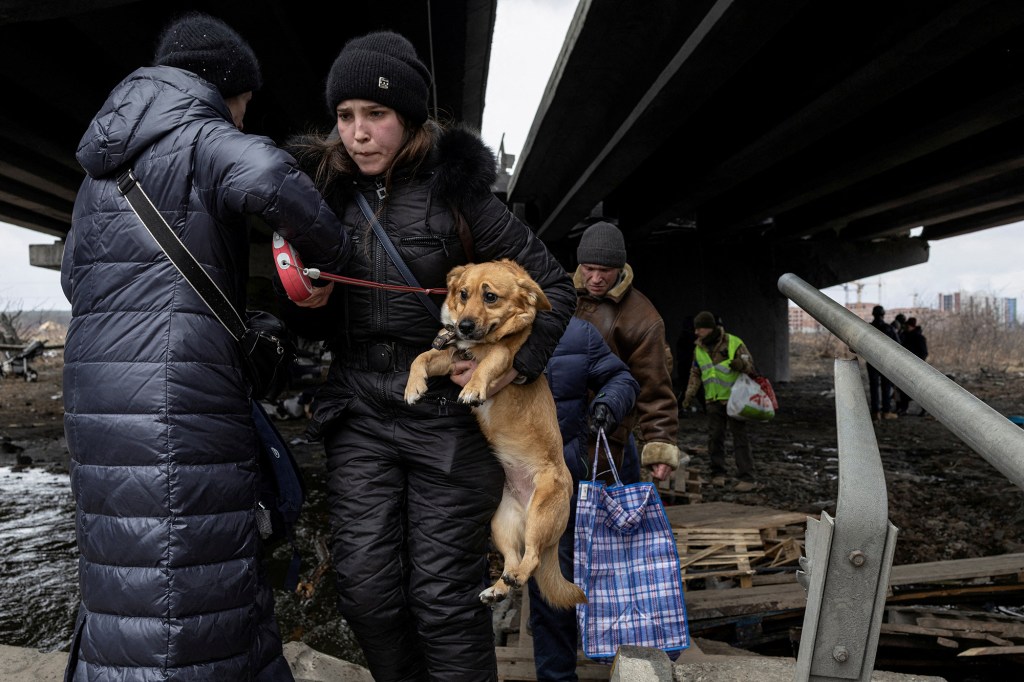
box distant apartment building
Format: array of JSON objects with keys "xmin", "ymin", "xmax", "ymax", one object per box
[
  {"xmin": 789, "ymin": 301, "xmax": 929, "ymax": 332},
  {"xmin": 937, "ymin": 291, "xmax": 1019, "ymax": 325}
]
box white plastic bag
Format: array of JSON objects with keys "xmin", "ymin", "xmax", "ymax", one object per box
[{"xmin": 727, "ymin": 374, "xmax": 775, "ymax": 421}]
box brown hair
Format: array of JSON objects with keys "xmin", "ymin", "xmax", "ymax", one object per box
[{"xmin": 289, "ymin": 115, "xmax": 441, "ymax": 197}]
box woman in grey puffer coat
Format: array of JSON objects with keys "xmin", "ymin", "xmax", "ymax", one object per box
[{"xmin": 61, "ymin": 13, "xmax": 350, "ymax": 680}]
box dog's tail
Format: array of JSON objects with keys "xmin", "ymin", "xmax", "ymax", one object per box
[{"xmin": 534, "ymin": 542, "xmax": 587, "ymax": 610}]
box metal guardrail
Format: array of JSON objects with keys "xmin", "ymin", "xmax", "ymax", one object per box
[{"xmin": 778, "ymin": 272, "xmax": 1024, "ymax": 681}]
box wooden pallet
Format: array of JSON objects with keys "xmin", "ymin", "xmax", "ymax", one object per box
[
  {"xmin": 657, "ymin": 467, "xmax": 702, "ymax": 504},
  {"xmin": 675, "ymin": 527, "xmax": 765, "ymax": 588}
]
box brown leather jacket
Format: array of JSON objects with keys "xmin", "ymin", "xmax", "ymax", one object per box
[{"xmin": 574, "ymin": 264, "xmax": 681, "ymax": 473}]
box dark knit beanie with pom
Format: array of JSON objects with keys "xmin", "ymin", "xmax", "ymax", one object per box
[
  {"xmin": 694, "ymin": 311, "xmax": 717, "ymax": 329},
  {"xmin": 325, "ymin": 31, "xmax": 431, "ymax": 125},
  {"xmin": 154, "ymin": 12, "xmax": 262, "ymax": 98},
  {"xmin": 576, "ymin": 221, "xmax": 627, "ymax": 268}
]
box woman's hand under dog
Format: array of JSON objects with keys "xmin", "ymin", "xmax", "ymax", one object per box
[{"xmin": 449, "ymin": 359, "xmax": 519, "ymax": 395}]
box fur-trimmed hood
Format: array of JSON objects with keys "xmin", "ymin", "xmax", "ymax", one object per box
[{"xmin": 431, "ymin": 124, "xmax": 497, "ymax": 206}]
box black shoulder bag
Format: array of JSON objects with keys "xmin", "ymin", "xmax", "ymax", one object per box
[{"xmin": 116, "ymin": 168, "xmax": 305, "ymax": 590}]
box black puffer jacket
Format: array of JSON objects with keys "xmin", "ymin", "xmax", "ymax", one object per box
[
  {"xmin": 283, "ymin": 125, "xmax": 577, "ymax": 434},
  {"xmin": 62, "ymin": 65, "xmax": 350, "ymax": 680}
]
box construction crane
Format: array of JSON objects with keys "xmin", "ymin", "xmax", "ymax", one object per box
[{"xmin": 842, "ymin": 281, "xmax": 866, "ymax": 305}]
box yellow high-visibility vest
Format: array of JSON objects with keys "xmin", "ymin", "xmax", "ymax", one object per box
[{"xmin": 695, "ymin": 334, "xmax": 743, "ymax": 401}]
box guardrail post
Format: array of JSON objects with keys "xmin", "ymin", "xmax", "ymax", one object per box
[{"xmin": 794, "ymin": 359, "xmax": 897, "ymax": 681}]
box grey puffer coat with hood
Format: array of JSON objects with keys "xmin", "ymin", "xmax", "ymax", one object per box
[{"xmin": 61, "ymin": 65, "xmax": 350, "ymax": 681}]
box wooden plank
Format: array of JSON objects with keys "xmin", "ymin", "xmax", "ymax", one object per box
[
  {"xmin": 889, "ymin": 553, "xmax": 1024, "ymax": 585},
  {"xmin": 881, "ymin": 623, "xmax": 1006, "ymax": 642},
  {"xmin": 958, "ymin": 644, "xmax": 1024, "ymax": 657},
  {"xmin": 679, "ymin": 543, "xmax": 728, "ymax": 568},
  {"xmin": 683, "ymin": 553, "xmax": 1024, "ymax": 621},
  {"xmin": 666, "ymin": 501, "xmax": 810, "ymax": 530},
  {"xmin": 495, "ymin": 647, "xmax": 611, "ymax": 680},
  {"xmin": 916, "ymin": 616, "xmax": 1024, "ymax": 638}
]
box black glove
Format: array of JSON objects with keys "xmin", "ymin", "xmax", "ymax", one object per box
[{"xmin": 590, "ymin": 403, "xmax": 615, "ymax": 436}]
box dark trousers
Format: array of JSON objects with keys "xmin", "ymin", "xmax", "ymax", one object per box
[
  {"xmin": 867, "ymin": 364, "xmax": 893, "ymax": 414},
  {"xmin": 324, "ymin": 405, "xmax": 504, "ymax": 682},
  {"xmin": 528, "ymin": 530, "xmax": 578, "ymax": 682},
  {"xmin": 707, "ymin": 400, "xmax": 754, "ymax": 481}
]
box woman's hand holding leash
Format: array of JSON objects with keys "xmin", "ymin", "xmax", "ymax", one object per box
[{"xmin": 295, "ymin": 282, "xmax": 333, "ymax": 308}]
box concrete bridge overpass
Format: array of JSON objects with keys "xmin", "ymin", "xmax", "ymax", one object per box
[{"xmin": 5, "ymin": 0, "xmax": 1024, "ymax": 380}]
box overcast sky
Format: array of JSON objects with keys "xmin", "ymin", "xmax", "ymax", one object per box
[{"xmin": 3, "ymin": 0, "xmax": 1023, "ymax": 315}]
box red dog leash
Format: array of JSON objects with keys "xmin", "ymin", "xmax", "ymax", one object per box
[{"xmin": 273, "ymin": 233, "xmax": 447, "ymax": 302}]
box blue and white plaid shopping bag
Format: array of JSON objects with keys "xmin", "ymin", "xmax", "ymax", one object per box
[{"xmin": 574, "ymin": 429, "xmax": 690, "ymax": 661}]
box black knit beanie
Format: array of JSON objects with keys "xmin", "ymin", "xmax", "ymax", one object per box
[
  {"xmin": 154, "ymin": 12, "xmax": 262, "ymax": 98},
  {"xmin": 576, "ymin": 221, "xmax": 626, "ymax": 268},
  {"xmin": 694, "ymin": 311, "xmax": 717, "ymax": 329},
  {"xmin": 325, "ymin": 31, "xmax": 431, "ymax": 125}
]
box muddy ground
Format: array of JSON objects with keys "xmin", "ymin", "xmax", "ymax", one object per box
[
  {"xmin": 680, "ymin": 351, "xmax": 1024, "ymax": 566},
  {"xmin": 3, "ymin": 349, "xmax": 1024, "ymax": 567}
]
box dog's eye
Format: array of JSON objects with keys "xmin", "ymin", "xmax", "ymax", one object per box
[
  {"xmin": 484, "ymin": 292, "xmax": 499, "ymax": 304},
  {"xmin": 460, "ymin": 289, "xmax": 468, "ymax": 302}
]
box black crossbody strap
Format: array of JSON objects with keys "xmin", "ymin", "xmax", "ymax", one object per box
[
  {"xmin": 116, "ymin": 169, "xmax": 247, "ymax": 341},
  {"xmin": 353, "ymin": 190, "xmax": 442, "ymax": 322}
]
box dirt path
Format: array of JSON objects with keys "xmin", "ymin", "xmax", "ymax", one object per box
[{"xmin": 4, "ymin": 351, "xmax": 1024, "ymax": 566}]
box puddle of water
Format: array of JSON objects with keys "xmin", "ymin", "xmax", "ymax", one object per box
[
  {"xmin": 0, "ymin": 466, "xmax": 78, "ymax": 652},
  {"xmin": 0, "ymin": 465, "xmax": 364, "ymax": 666}
]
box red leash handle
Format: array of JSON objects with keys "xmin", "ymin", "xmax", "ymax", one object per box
[{"xmin": 272, "ymin": 233, "xmax": 446, "ymax": 302}]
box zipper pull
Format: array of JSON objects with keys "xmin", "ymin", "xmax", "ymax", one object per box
[{"xmin": 375, "ymin": 180, "xmax": 387, "ymax": 201}]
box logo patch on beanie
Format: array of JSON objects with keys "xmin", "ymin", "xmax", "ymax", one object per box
[{"xmin": 378, "ymin": 77, "xmax": 390, "ymax": 90}]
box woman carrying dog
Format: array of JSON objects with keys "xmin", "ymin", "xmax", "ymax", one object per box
[{"xmin": 280, "ymin": 30, "xmax": 576, "ymax": 681}]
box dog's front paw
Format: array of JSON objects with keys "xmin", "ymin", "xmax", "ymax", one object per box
[
  {"xmin": 458, "ymin": 383, "xmax": 487, "ymax": 406},
  {"xmin": 404, "ymin": 377, "xmax": 428, "ymax": 405}
]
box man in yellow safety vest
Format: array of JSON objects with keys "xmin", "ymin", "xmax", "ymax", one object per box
[{"xmin": 681, "ymin": 310, "xmax": 758, "ymax": 492}]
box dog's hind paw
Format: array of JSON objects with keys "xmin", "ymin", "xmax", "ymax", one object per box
[
  {"xmin": 501, "ymin": 572, "xmax": 524, "ymax": 589},
  {"xmin": 478, "ymin": 586, "xmax": 508, "ymax": 606}
]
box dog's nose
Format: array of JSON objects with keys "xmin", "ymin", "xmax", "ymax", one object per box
[{"xmin": 458, "ymin": 319, "xmax": 476, "ymax": 336}]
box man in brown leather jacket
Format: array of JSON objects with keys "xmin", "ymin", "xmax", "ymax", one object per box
[{"xmin": 573, "ymin": 220, "xmax": 682, "ymax": 483}]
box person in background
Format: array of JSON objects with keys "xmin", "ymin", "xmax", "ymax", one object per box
[
  {"xmin": 279, "ymin": 30, "xmax": 576, "ymax": 681},
  {"xmin": 61, "ymin": 12, "xmax": 351, "ymax": 680},
  {"xmin": 892, "ymin": 313, "xmax": 907, "ymax": 340},
  {"xmin": 528, "ymin": 317, "xmax": 639, "ymax": 681},
  {"xmin": 896, "ymin": 316, "xmax": 929, "ymax": 416},
  {"xmin": 890, "ymin": 312, "xmax": 908, "ymax": 410},
  {"xmin": 869, "ymin": 304, "xmax": 900, "ymax": 421},
  {"xmin": 572, "ymin": 220, "xmax": 682, "ymax": 487},
  {"xmin": 681, "ymin": 311, "xmax": 758, "ymax": 492}
]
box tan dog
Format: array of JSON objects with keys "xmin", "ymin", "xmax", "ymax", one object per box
[{"xmin": 404, "ymin": 259, "xmax": 586, "ymax": 610}]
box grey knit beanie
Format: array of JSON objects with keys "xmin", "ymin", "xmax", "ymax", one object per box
[
  {"xmin": 694, "ymin": 311, "xmax": 717, "ymax": 329},
  {"xmin": 325, "ymin": 31, "xmax": 431, "ymax": 125},
  {"xmin": 154, "ymin": 12, "xmax": 262, "ymax": 98},
  {"xmin": 576, "ymin": 221, "xmax": 626, "ymax": 268}
]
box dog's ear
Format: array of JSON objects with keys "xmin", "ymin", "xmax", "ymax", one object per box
[
  {"xmin": 446, "ymin": 265, "xmax": 467, "ymax": 295},
  {"xmin": 517, "ymin": 277, "xmax": 552, "ymax": 311}
]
